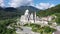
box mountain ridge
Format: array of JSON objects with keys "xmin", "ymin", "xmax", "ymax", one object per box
[{"xmin": 0, "ymin": 6, "xmax": 40, "ymax": 20}]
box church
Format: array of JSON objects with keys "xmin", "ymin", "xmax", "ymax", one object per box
[
  {"xmin": 16, "ymin": 9, "xmax": 57, "ymax": 26},
  {"xmin": 20, "ymin": 9, "xmax": 37, "ymax": 24},
  {"xmin": 19, "ymin": 9, "xmax": 48, "ymax": 25}
]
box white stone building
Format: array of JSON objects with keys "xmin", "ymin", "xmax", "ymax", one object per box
[
  {"xmin": 19, "ymin": 9, "xmax": 49, "ymax": 25},
  {"xmin": 20, "ymin": 9, "xmax": 36, "ymax": 25}
]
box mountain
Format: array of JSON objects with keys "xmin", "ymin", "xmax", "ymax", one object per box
[
  {"xmin": 17, "ymin": 6, "xmax": 40, "ymax": 14},
  {"xmin": 0, "ymin": 6, "xmax": 40, "ymax": 20},
  {"xmin": 0, "ymin": 7, "xmax": 3, "ymax": 10},
  {"xmin": 4, "ymin": 6, "xmax": 40, "ymax": 14},
  {"xmin": 4, "ymin": 7, "xmax": 17, "ymax": 12}
]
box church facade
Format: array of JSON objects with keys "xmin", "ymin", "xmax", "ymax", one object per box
[{"xmin": 20, "ymin": 9, "xmax": 36, "ymax": 24}]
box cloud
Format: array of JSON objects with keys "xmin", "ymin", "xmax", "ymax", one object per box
[
  {"xmin": 0, "ymin": 0, "xmax": 55, "ymax": 10},
  {"xmin": 9, "ymin": 0, "xmax": 33, "ymax": 8},
  {"xmin": 0, "ymin": 0, "xmax": 5, "ymax": 7},
  {"xmin": 35, "ymin": 3, "xmax": 55, "ymax": 10}
]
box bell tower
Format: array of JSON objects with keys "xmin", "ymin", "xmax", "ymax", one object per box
[{"xmin": 34, "ymin": 12, "xmax": 36, "ymax": 23}]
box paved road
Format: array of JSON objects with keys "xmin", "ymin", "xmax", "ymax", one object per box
[{"xmin": 16, "ymin": 26, "xmax": 40, "ymax": 34}]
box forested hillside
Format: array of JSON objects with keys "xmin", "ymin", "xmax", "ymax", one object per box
[
  {"xmin": 37, "ymin": 4, "xmax": 60, "ymax": 17},
  {"xmin": 0, "ymin": 6, "xmax": 39, "ymax": 20}
]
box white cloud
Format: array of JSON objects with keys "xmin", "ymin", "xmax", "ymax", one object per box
[
  {"xmin": 0, "ymin": 0, "xmax": 5, "ymax": 7},
  {"xmin": 35, "ymin": 3, "xmax": 55, "ymax": 10},
  {"xmin": 9, "ymin": 0, "xmax": 33, "ymax": 8},
  {"xmin": 0, "ymin": 0, "xmax": 55, "ymax": 10}
]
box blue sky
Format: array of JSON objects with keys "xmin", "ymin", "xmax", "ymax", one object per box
[
  {"xmin": 2, "ymin": 0, "xmax": 60, "ymax": 6},
  {"xmin": 33, "ymin": 0, "xmax": 60, "ymax": 5},
  {"xmin": 0, "ymin": 0, "xmax": 60, "ymax": 9},
  {"xmin": 4, "ymin": 0, "xmax": 10, "ymax": 7}
]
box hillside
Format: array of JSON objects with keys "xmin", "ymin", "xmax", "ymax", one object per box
[
  {"xmin": 37, "ymin": 4, "xmax": 60, "ymax": 17},
  {"xmin": 0, "ymin": 6, "xmax": 40, "ymax": 20}
]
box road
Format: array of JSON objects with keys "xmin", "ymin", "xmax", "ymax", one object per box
[{"xmin": 16, "ymin": 26, "xmax": 40, "ymax": 34}]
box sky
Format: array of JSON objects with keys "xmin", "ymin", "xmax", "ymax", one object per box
[{"xmin": 0, "ymin": 0, "xmax": 60, "ymax": 9}]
